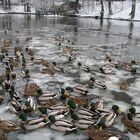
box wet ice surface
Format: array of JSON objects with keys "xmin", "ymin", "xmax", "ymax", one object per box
[{"xmin": 0, "ymin": 15, "xmax": 140, "ymax": 139}]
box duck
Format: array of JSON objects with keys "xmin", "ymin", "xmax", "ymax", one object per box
[
  {"xmin": 48, "ymin": 115, "xmax": 77, "ymax": 132},
  {"xmin": 121, "ymin": 110, "xmax": 140, "ymax": 135},
  {"xmin": 0, "ymin": 129, "xmax": 7, "ymax": 140},
  {"xmin": 0, "ymin": 119, "xmax": 20, "ymax": 133},
  {"xmin": 24, "ymin": 83, "xmax": 40, "ymax": 96},
  {"xmin": 41, "ymin": 66, "xmax": 56, "ymax": 75},
  {"xmin": 22, "ymin": 96, "xmax": 36, "ymax": 113},
  {"xmin": 66, "ymin": 85, "xmax": 89, "ymax": 96},
  {"xmin": 9, "ymin": 85, "xmax": 22, "ymax": 102},
  {"xmin": 94, "ymin": 112, "xmax": 116, "ymax": 128},
  {"xmin": 118, "ymin": 80, "xmax": 129, "ymax": 90},
  {"xmin": 8, "ymin": 99, "xmax": 22, "ymax": 114},
  {"xmin": 108, "ymin": 59, "xmax": 119, "ymax": 69},
  {"xmin": 84, "ymin": 127, "xmax": 121, "ymax": 140},
  {"xmin": 71, "ymin": 113, "xmax": 95, "ymax": 129},
  {"xmin": 20, "ymin": 69, "xmax": 30, "ymax": 79},
  {"xmin": 99, "ymin": 67, "xmax": 114, "ymax": 74},
  {"xmin": 37, "ymin": 91, "xmax": 58, "ymax": 102},
  {"xmin": 19, "ymin": 113, "xmax": 48, "ymax": 130},
  {"xmin": 122, "ymin": 62, "xmax": 137, "ymax": 74},
  {"xmin": 77, "ymin": 62, "xmax": 90, "ymax": 72},
  {"xmin": 88, "ymin": 77, "xmax": 106, "ymax": 89},
  {"xmin": 49, "ymin": 103, "xmax": 69, "ymax": 111},
  {"xmin": 74, "ymin": 108, "xmax": 97, "ymax": 120},
  {"xmin": 128, "ymin": 107, "xmax": 140, "ymax": 122}
]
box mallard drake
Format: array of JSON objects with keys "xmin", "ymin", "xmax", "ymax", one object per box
[
  {"xmin": 89, "ymin": 77, "xmax": 106, "ymax": 89},
  {"xmin": 48, "ymin": 115, "xmax": 77, "ymax": 132},
  {"xmin": 123, "ymin": 63, "xmax": 137, "ymax": 74},
  {"xmin": 74, "ymin": 108, "xmax": 96, "ymax": 120},
  {"xmin": 49, "ymin": 103, "xmax": 69, "ymax": 111},
  {"xmin": 8, "ymin": 99, "xmax": 22, "ymax": 114},
  {"xmin": 71, "ymin": 113, "xmax": 95, "ymax": 129},
  {"xmin": 0, "ymin": 120, "xmax": 20, "ymax": 133},
  {"xmin": 108, "ymin": 59, "xmax": 118, "ymax": 69},
  {"xmin": 22, "ymin": 96, "xmax": 36, "ymax": 113},
  {"xmin": 9, "ymin": 85, "xmax": 22, "ymax": 102},
  {"xmin": 94, "ymin": 113, "xmax": 116, "ymax": 128},
  {"xmin": 20, "ymin": 69, "xmax": 30, "ymax": 79},
  {"xmin": 99, "ymin": 67, "xmax": 114, "ymax": 74},
  {"xmin": 77, "ymin": 62, "xmax": 90, "ymax": 72},
  {"xmin": 19, "ymin": 114, "xmax": 48, "ymax": 130},
  {"xmin": 37, "ymin": 91, "xmax": 58, "ymax": 102},
  {"xmin": 0, "ymin": 129, "xmax": 7, "ymax": 140},
  {"xmin": 66, "ymin": 85, "xmax": 89, "ymax": 96}
]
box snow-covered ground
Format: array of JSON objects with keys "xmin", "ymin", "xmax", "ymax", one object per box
[
  {"xmin": 78, "ymin": 0, "xmax": 140, "ymax": 21},
  {"xmin": 0, "ymin": 1, "xmax": 140, "ymax": 21},
  {"xmin": 111, "ymin": 2, "xmax": 140, "ymax": 21}
]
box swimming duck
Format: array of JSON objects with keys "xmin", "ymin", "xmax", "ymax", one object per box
[
  {"xmin": 37, "ymin": 91, "xmax": 58, "ymax": 102},
  {"xmin": 19, "ymin": 112, "xmax": 48, "ymax": 130},
  {"xmin": 118, "ymin": 80, "xmax": 129, "ymax": 90},
  {"xmin": 94, "ymin": 112, "xmax": 116, "ymax": 128},
  {"xmin": 108, "ymin": 59, "xmax": 119, "ymax": 68},
  {"xmin": 123, "ymin": 62, "xmax": 137, "ymax": 74},
  {"xmin": 20, "ymin": 69, "xmax": 30, "ymax": 79},
  {"xmin": 99, "ymin": 67, "xmax": 114, "ymax": 74},
  {"xmin": 121, "ymin": 112, "xmax": 140, "ymax": 135},
  {"xmin": 66, "ymin": 85, "xmax": 89, "ymax": 96},
  {"xmin": 48, "ymin": 115, "xmax": 77, "ymax": 132},
  {"xmin": 24, "ymin": 83, "xmax": 40, "ymax": 96},
  {"xmin": 8, "ymin": 99, "xmax": 22, "ymax": 114},
  {"xmin": 41, "ymin": 67, "xmax": 56, "ymax": 75},
  {"xmin": 84, "ymin": 127, "xmax": 121, "ymax": 140},
  {"xmin": 0, "ymin": 130, "xmax": 7, "ymax": 140},
  {"xmin": 71, "ymin": 113, "xmax": 95, "ymax": 129},
  {"xmin": 0, "ymin": 119, "xmax": 20, "ymax": 133},
  {"xmin": 88, "ymin": 77, "xmax": 106, "ymax": 89},
  {"xmin": 22, "ymin": 96, "xmax": 36, "ymax": 113},
  {"xmin": 49, "ymin": 103, "xmax": 69, "ymax": 111},
  {"xmin": 9, "ymin": 85, "xmax": 22, "ymax": 102},
  {"xmin": 77, "ymin": 62, "xmax": 90, "ymax": 72}
]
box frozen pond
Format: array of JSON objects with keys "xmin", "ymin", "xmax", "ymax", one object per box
[{"xmin": 0, "ymin": 14, "xmax": 140, "ymax": 140}]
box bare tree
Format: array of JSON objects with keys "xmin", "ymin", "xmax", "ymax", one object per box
[
  {"xmin": 108, "ymin": 0, "xmax": 112, "ymax": 15},
  {"xmin": 100, "ymin": 0, "xmax": 104, "ymax": 19},
  {"xmin": 130, "ymin": 0, "xmax": 136, "ymax": 19}
]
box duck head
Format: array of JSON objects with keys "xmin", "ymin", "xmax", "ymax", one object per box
[
  {"xmin": 112, "ymin": 105, "xmax": 121, "ymax": 115},
  {"xmin": 99, "ymin": 68, "xmax": 105, "ymax": 74},
  {"xmin": 38, "ymin": 106, "xmax": 47, "ymax": 114},
  {"xmin": 65, "ymin": 87, "xmax": 73, "ymax": 92},
  {"xmin": 71, "ymin": 113, "xmax": 79, "ymax": 121},
  {"xmin": 68, "ymin": 100, "xmax": 76, "ymax": 110},
  {"xmin": 131, "ymin": 60, "xmax": 136, "ymax": 65},
  {"xmin": 77, "ymin": 62, "xmax": 82, "ymax": 67},
  {"xmin": 37, "ymin": 89, "xmax": 44, "ymax": 97},
  {"xmin": 129, "ymin": 107, "xmax": 136, "ymax": 115},
  {"xmin": 90, "ymin": 77, "xmax": 95, "ymax": 82},
  {"xmin": 19, "ymin": 112, "xmax": 27, "ymax": 121},
  {"xmin": 48, "ymin": 115, "xmax": 56, "ymax": 123},
  {"xmin": 60, "ymin": 88, "xmax": 69, "ymax": 100},
  {"xmin": 131, "ymin": 68, "xmax": 136, "ymax": 75}
]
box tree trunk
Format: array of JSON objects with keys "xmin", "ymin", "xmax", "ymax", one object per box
[
  {"xmin": 108, "ymin": 0, "xmax": 112, "ymax": 15},
  {"xmin": 8, "ymin": 0, "xmax": 11, "ymax": 9},
  {"xmin": 130, "ymin": 0, "xmax": 136, "ymax": 19},
  {"xmin": 100, "ymin": 0, "xmax": 104, "ymax": 19},
  {"xmin": 75, "ymin": 0, "xmax": 79, "ymax": 13}
]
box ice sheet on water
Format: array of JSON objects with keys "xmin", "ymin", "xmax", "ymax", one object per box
[{"xmin": 18, "ymin": 128, "xmax": 88, "ymax": 140}]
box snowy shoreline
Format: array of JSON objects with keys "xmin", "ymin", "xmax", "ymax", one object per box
[{"xmin": 0, "ymin": 12, "xmax": 140, "ymax": 23}]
